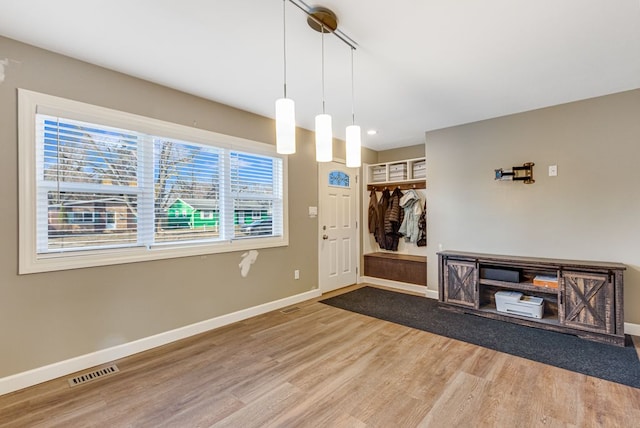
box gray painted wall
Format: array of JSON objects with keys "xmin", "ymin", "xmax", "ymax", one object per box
[
  {"xmin": 377, "ymin": 144, "xmax": 425, "ymax": 163},
  {"xmin": 425, "ymin": 89, "xmax": 640, "ymax": 324},
  {"xmin": 0, "ymin": 36, "xmax": 328, "ymax": 378}
]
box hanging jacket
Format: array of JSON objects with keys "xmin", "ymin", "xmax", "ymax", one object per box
[
  {"xmin": 399, "ymin": 189, "xmax": 422, "ymax": 243},
  {"xmin": 384, "ymin": 187, "xmax": 404, "ymax": 251},
  {"xmin": 384, "ymin": 188, "xmax": 403, "ymax": 234},
  {"xmin": 368, "ymin": 189, "xmax": 379, "ymax": 235},
  {"xmin": 375, "ymin": 188, "xmax": 390, "ymax": 249},
  {"xmin": 417, "ymin": 200, "xmax": 427, "ymax": 247}
]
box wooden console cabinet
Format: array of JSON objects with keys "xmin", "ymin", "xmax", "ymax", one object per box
[{"xmin": 438, "ymin": 251, "xmax": 626, "ymax": 346}]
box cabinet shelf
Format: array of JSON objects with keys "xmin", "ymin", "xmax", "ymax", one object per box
[
  {"xmin": 478, "ymin": 305, "xmax": 560, "ymax": 326},
  {"xmin": 478, "ymin": 278, "xmax": 558, "ymax": 295}
]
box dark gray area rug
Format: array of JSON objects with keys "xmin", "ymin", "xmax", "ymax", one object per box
[{"xmin": 320, "ymin": 286, "xmax": 640, "ymax": 388}]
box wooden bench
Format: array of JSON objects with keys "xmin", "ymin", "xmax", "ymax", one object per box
[{"xmin": 364, "ymin": 252, "xmax": 427, "ymax": 286}]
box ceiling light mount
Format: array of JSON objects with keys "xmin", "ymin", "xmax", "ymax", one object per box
[
  {"xmin": 306, "ymin": 7, "xmax": 338, "ymax": 33},
  {"xmin": 287, "ymin": 1, "xmax": 356, "ymax": 49}
]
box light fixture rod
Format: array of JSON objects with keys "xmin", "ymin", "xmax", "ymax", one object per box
[
  {"xmin": 282, "ymin": 0, "xmax": 288, "ymax": 98},
  {"xmin": 321, "ymin": 25, "xmax": 326, "ymax": 114},
  {"xmin": 287, "ymin": 0, "xmax": 357, "ymax": 50},
  {"xmin": 350, "ymin": 47, "xmax": 355, "ymax": 125}
]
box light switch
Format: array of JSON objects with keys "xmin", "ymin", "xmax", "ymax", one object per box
[
  {"xmin": 308, "ymin": 206, "xmax": 318, "ymax": 217},
  {"xmin": 548, "ymin": 165, "xmax": 558, "ymax": 177}
]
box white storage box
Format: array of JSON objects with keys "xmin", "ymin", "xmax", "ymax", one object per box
[
  {"xmin": 371, "ymin": 166, "xmax": 386, "ymax": 182},
  {"xmin": 495, "ymin": 291, "xmax": 544, "ymax": 319},
  {"xmin": 389, "ymin": 163, "xmax": 407, "ymax": 180},
  {"xmin": 412, "ymin": 160, "xmax": 426, "ymax": 179}
]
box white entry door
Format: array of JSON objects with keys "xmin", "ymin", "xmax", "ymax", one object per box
[{"xmin": 319, "ymin": 161, "xmax": 358, "ymax": 293}]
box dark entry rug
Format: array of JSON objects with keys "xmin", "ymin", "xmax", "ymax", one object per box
[{"xmin": 320, "ymin": 286, "xmax": 640, "ymax": 388}]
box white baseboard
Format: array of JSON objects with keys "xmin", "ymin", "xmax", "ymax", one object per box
[
  {"xmin": 624, "ymin": 322, "xmax": 640, "ymax": 337},
  {"xmin": 360, "ymin": 276, "xmax": 438, "ymax": 299},
  {"xmin": 425, "ymin": 289, "xmax": 439, "ymax": 299},
  {"xmin": 0, "ymin": 289, "xmax": 321, "ymax": 396},
  {"xmin": 3, "ymin": 287, "xmax": 636, "ymax": 397}
]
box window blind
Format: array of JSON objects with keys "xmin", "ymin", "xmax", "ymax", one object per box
[
  {"xmin": 37, "ymin": 115, "xmax": 141, "ymax": 253},
  {"xmin": 230, "ymin": 151, "xmax": 283, "ymax": 237},
  {"xmin": 35, "ymin": 115, "xmax": 282, "ymax": 254}
]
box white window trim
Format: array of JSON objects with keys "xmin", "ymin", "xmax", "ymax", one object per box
[{"xmin": 18, "ymin": 89, "xmax": 289, "ymax": 274}]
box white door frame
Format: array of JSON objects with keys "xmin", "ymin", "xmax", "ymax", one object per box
[{"xmin": 318, "ymin": 160, "xmax": 360, "ymax": 293}]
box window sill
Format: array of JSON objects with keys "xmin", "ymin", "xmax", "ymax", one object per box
[{"xmin": 19, "ymin": 237, "xmax": 289, "ymax": 274}]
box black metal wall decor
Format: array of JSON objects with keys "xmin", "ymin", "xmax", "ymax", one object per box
[{"xmin": 494, "ymin": 162, "xmax": 535, "ymax": 184}]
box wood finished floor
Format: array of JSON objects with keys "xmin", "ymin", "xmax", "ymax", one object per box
[{"xmin": 1, "ymin": 284, "xmax": 639, "ymax": 427}]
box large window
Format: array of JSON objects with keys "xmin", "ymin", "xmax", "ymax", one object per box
[{"xmin": 19, "ymin": 90, "xmax": 287, "ymax": 273}]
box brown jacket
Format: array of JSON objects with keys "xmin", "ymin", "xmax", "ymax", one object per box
[{"xmin": 368, "ymin": 190, "xmax": 378, "ymax": 235}]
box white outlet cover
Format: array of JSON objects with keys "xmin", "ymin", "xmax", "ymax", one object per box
[{"xmin": 549, "ymin": 165, "xmax": 558, "ymax": 176}]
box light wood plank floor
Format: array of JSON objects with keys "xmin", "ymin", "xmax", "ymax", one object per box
[{"xmin": 1, "ymin": 285, "xmax": 639, "ymax": 427}]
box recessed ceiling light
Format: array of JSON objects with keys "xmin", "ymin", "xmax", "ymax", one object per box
[{"xmin": 367, "ymin": 129, "xmax": 377, "ymax": 135}]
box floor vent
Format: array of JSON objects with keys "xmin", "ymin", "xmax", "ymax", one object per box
[
  {"xmin": 281, "ymin": 306, "xmax": 301, "ymax": 314},
  {"xmin": 68, "ymin": 364, "xmax": 120, "ymax": 387}
]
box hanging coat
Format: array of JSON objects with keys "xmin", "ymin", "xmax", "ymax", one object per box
[
  {"xmin": 368, "ymin": 189, "xmax": 379, "ymax": 235},
  {"xmin": 398, "ymin": 189, "xmax": 422, "ymax": 243},
  {"xmin": 375, "ymin": 188, "xmax": 390, "ymax": 249},
  {"xmin": 417, "ymin": 200, "xmax": 427, "ymax": 247},
  {"xmin": 384, "ymin": 187, "xmax": 404, "ymax": 251}
]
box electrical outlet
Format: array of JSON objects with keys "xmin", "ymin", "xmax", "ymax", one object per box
[
  {"xmin": 294, "ymin": 269, "xmax": 300, "ymax": 280},
  {"xmin": 549, "ymin": 165, "xmax": 558, "ymax": 177}
]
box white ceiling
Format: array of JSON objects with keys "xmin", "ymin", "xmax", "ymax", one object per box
[{"xmin": 1, "ymin": 0, "xmax": 639, "ymax": 151}]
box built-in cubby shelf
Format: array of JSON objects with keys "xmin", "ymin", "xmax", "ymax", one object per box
[{"xmin": 367, "ymin": 157, "xmax": 425, "ymax": 190}]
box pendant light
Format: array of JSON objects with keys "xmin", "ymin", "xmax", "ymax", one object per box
[
  {"xmin": 279, "ymin": 3, "xmax": 357, "ymax": 163},
  {"xmin": 275, "ymin": 0, "xmax": 295, "ymax": 154},
  {"xmin": 345, "ymin": 47, "xmax": 361, "ymax": 168},
  {"xmin": 315, "ymin": 23, "xmax": 333, "ymax": 162}
]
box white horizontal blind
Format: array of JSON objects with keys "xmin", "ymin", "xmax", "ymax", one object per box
[
  {"xmin": 230, "ymin": 151, "xmax": 283, "ymax": 238},
  {"xmin": 34, "ymin": 113, "xmax": 283, "ymax": 256},
  {"xmin": 37, "ymin": 115, "xmax": 141, "ymax": 253},
  {"xmin": 153, "ymin": 138, "xmax": 222, "ymax": 244}
]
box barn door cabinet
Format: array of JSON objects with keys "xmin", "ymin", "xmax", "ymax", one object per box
[
  {"xmin": 437, "ymin": 251, "xmax": 626, "ymax": 346},
  {"xmin": 442, "ymin": 258, "xmax": 478, "ymax": 308}
]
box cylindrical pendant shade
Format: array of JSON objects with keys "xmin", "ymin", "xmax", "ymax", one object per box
[
  {"xmin": 315, "ymin": 113, "xmax": 332, "ymax": 162},
  {"xmin": 345, "ymin": 124, "xmax": 361, "ymax": 168},
  {"xmin": 275, "ymin": 98, "xmax": 296, "ymax": 154}
]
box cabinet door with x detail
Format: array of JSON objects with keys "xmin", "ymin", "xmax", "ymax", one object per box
[
  {"xmin": 443, "ymin": 260, "xmax": 478, "ymax": 308},
  {"xmin": 560, "ymin": 271, "xmax": 615, "ymax": 334}
]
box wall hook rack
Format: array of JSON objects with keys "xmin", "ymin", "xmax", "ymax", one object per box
[{"xmin": 494, "ymin": 162, "xmax": 535, "ymax": 184}]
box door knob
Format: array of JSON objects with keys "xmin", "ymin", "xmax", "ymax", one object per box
[{"xmin": 322, "ymin": 234, "xmax": 328, "ymax": 240}]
